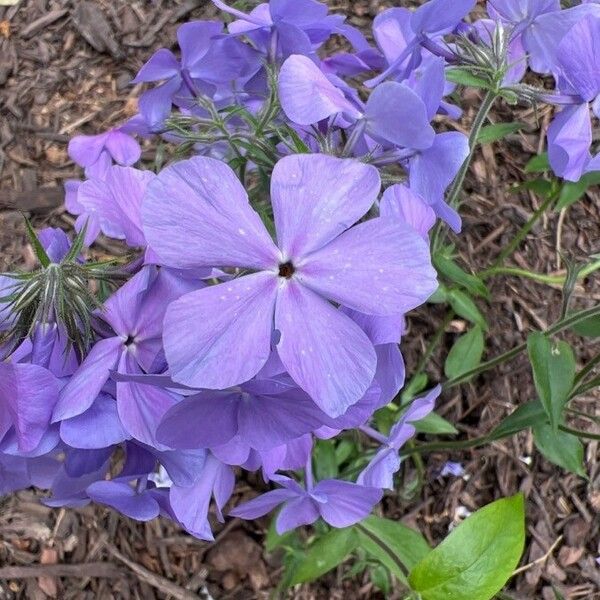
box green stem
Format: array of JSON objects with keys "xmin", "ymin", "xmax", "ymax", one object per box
[
  {"xmin": 443, "ymin": 303, "xmax": 600, "ymax": 389},
  {"xmin": 481, "ymin": 193, "xmax": 556, "ymax": 276},
  {"xmin": 574, "ymin": 351, "xmax": 600, "ymax": 386},
  {"xmin": 431, "ymin": 91, "xmax": 497, "ymax": 252},
  {"xmin": 559, "ymin": 424, "xmax": 600, "ymax": 441},
  {"xmin": 571, "ymin": 374, "xmax": 600, "ymax": 399},
  {"xmin": 481, "ymin": 259, "xmax": 600, "ymax": 285},
  {"xmin": 400, "ymin": 434, "xmax": 488, "ymax": 457},
  {"xmin": 354, "ymin": 523, "xmax": 409, "ymax": 578}
]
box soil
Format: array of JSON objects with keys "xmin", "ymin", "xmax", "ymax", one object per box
[{"xmin": 0, "ymin": 1, "xmax": 599, "ymax": 599}]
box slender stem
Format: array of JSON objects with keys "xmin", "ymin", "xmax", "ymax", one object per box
[
  {"xmin": 559, "ymin": 424, "xmax": 600, "ymax": 441},
  {"xmin": 574, "ymin": 351, "xmax": 600, "ymax": 386},
  {"xmin": 354, "ymin": 523, "xmax": 409, "ymax": 579},
  {"xmin": 443, "ymin": 303, "xmax": 600, "ymax": 389},
  {"xmin": 482, "ymin": 259, "xmax": 600, "ymax": 285},
  {"xmin": 447, "ymin": 91, "xmax": 497, "ymax": 211},
  {"xmin": 481, "ymin": 193, "xmax": 555, "ymax": 276},
  {"xmin": 571, "ymin": 374, "xmax": 600, "ymax": 399},
  {"xmin": 400, "ymin": 434, "xmax": 488, "ymax": 457}
]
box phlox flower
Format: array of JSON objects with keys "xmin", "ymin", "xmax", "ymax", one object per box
[
  {"xmin": 143, "ymin": 153, "xmax": 437, "ymax": 417},
  {"xmin": 230, "ymin": 474, "xmax": 382, "ymax": 534}
]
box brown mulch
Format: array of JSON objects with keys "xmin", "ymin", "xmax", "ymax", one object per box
[{"xmin": 1, "ymin": 1, "xmax": 599, "ymax": 599}]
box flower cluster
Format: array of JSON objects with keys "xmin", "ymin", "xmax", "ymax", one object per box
[{"xmin": 1, "ymin": 0, "xmax": 598, "ymax": 540}]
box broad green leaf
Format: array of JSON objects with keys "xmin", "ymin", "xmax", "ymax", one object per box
[
  {"xmin": 408, "ymin": 494, "xmax": 525, "ymax": 600},
  {"xmin": 524, "ymin": 153, "xmax": 549, "ymax": 173},
  {"xmin": 444, "ymin": 326, "xmax": 485, "ymax": 380},
  {"xmin": 290, "ymin": 527, "xmax": 358, "ymax": 585},
  {"xmin": 445, "ymin": 69, "xmax": 491, "ymax": 89},
  {"xmin": 314, "ymin": 439, "xmax": 338, "ymax": 480},
  {"xmin": 571, "ymin": 314, "xmax": 600, "ymax": 337},
  {"xmin": 527, "ymin": 333, "xmax": 576, "ymax": 431},
  {"xmin": 433, "ymin": 255, "xmax": 490, "ymax": 299},
  {"xmin": 356, "ymin": 516, "xmax": 431, "ymax": 582},
  {"xmin": 487, "ymin": 401, "xmax": 546, "ymax": 441},
  {"xmin": 533, "ymin": 422, "xmax": 586, "ymax": 477},
  {"xmin": 448, "ymin": 289, "xmax": 488, "ymax": 330},
  {"xmin": 512, "ymin": 178, "xmax": 555, "ymax": 199},
  {"xmin": 414, "ymin": 412, "xmax": 459, "ymax": 435},
  {"xmin": 477, "ymin": 122, "xmax": 523, "ymax": 145}
]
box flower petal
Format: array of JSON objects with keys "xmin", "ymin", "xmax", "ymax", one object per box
[
  {"xmin": 275, "ymin": 281, "xmax": 377, "ymax": 417},
  {"xmin": 143, "ymin": 156, "xmax": 279, "ymax": 269},
  {"xmin": 300, "ymin": 218, "xmax": 437, "ymax": 316},
  {"xmin": 314, "ymin": 479, "xmax": 382, "ymax": 527},
  {"xmin": 164, "ymin": 273, "xmax": 278, "ymax": 389},
  {"xmin": 86, "ymin": 481, "xmax": 160, "ymax": 521},
  {"xmin": 271, "ymin": 153, "xmax": 380, "ymax": 258}
]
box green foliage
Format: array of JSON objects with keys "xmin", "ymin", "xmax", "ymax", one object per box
[
  {"xmin": 533, "ymin": 422, "xmax": 586, "ymax": 477},
  {"xmin": 448, "ymin": 289, "xmax": 488, "ymax": 330},
  {"xmin": 444, "ymin": 326, "xmax": 485, "ymax": 380},
  {"xmin": 571, "ymin": 314, "xmax": 600, "ymax": 337},
  {"xmin": 527, "ymin": 333, "xmax": 575, "ymax": 431},
  {"xmin": 445, "ymin": 69, "xmax": 493, "ymax": 89},
  {"xmin": 433, "ymin": 254, "xmax": 490, "ymax": 300},
  {"xmin": 289, "ymin": 528, "xmax": 359, "ymax": 585},
  {"xmin": 524, "ymin": 152, "xmax": 549, "ymax": 173},
  {"xmin": 477, "ymin": 122, "xmax": 523, "ymax": 145},
  {"xmin": 355, "ymin": 516, "xmax": 431, "ymax": 582},
  {"xmin": 408, "ymin": 495, "xmax": 525, "ymax": 600},
  {"xmin": 313, "ymin": 439, "xmax": 339, "ymax": 480},
  {"xmin": 556, "ymin": 172, "xmax": 600, "ymax": 210},
  {"xmin": 413, "ymin": 412, "xmax": 458, "ymax": 435},
  {"xmin": 488, "ymin": 401, "xmax": 546, "ymax": 441}
]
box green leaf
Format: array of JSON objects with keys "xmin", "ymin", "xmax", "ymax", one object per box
[
  {"xmin": 313, "ymin": 439, "xmax": 338, "ymax": 480},
  {"xmin": 433, "ymin": 255, "xmax": 490, "ymax": 299},
  {"xmin": 477, "ymin": 122, "xmax": 523, "ymax": 145},
  {"xmin": 571, "ymin": 314, "xmax": 600, "ymax": 337},
  {"xmin": 356, "ymin": 516, "xmax": 431, "ymax": 582},
  {"xmin": 24, "ymin": 218, "xmax": 51, "ymax": 268},
  {"xmin": 445, "ymin": 69, "xmax": 491, "ymax": 89},
  {"xmin": 444, "ymin": 326, "xmax": 485, "ymax": 380},
  {"xmin": 265, "ymin": 517, "xmax": 300, "ymax": 553},
  {"xmin": 488, "ymin": 401, "xmax": 546, "ymax": 441},
  {"xmin": 533, "ymin": 422, "xmax": 586, "ymax": 477},
  {"xmin": 401, "ymin": 373, "xmax": 429, "ymax": 403},
  {"xmin": 524, "ymin": 153, "xmax": 549, "ymax": 173},
  {"xmin": 290, "ymin": 528, "xmax": 359, "ymax": 585},
  {"xmin": 448, "ymin": 289, "xmax": 488, "ymax": 330},
  {"xmin": 370, "ymin": 564, "xmax": 391, "ymax": 595},
  {"xmin": 556, "ymin": 172, "xmax": 600, "ymax": 210},
  {"xmin": 527, "ymin": 332, "xmax": 576, "ymax": 431},
  {"xmin": 408, "ymin": 495, "xmax": 525, "ymax": 600},
  {"xmin": 413, "ymin": 412, "xmax": 459, "ymax": 435}
]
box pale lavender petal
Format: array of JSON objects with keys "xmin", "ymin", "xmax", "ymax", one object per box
[
  {"xmin": 104, "ymin": 131, "xmax": 142, "ymax": 166},
  {"xmin": 132, "ymin": 48, "xmax": 179, "ymax": 83},
  {"xmin": 365, "ymin": 82, "xmax": 435, "ymax": 150},
  {"xmin": 278, "ymin": 55, "xmax": 361, "ymax": 125},
  {"xmin": 150, "ymin": 448, "xmax": 206, "ymax": 487},
  {"xmin": 380, "ymin": 184, "xmax": 436, "ymax": 239},
  {"xmin": 87, "ymin": 481, "xmax": 160, "ymax": 521},
  {"xmin": 411, "ymin": 0, "xmax": 476, "ymax": 34},
  {"xmin": 548, "ymin": 104, "xmax": 592, "ymax": 181},
  {"xmin": 68, "ymin": 133, "xmax": 109, "ymax": 167},
  {"xmin": 52, "ymin": 337, "xmax": 123, "ymax": 422},
  {"xmin": 276, "ymin": 496, "xmax": 319, "ymax": 533},
  {"xmin": 143, "ymin": 156, "xmax": 279, "ymax": 269},
  {"xmin": 157, "ymin": 392, "xmax": 240, "ymax": 449},
  {"xmin": 557, "ymin": 15, "xmax": 600, "ymax": 101},
  {"xmin": 270, "ymin": 154, "xmax": 380, "ymax": 258},
  {"xmin": 270, "ymin": 0, "xmax": 328, "ymax": 25},
  {"xmin": 357, "ymin": 447, "xmax": 400, "ymax": 489},
  {"xmin": 138, "ymin": 76, "xmax": 182, "ymax": 128},
  {"xmin": 314, "ymin": 479, "xmax": 382, "ymax": 527},
  {"xmin": 164, "ymin": 273, "xmax": 278, "ymax": 389},
  {"xmin": 374, "ymin": 343, "xmax": 405, "ymax": 404},
  {"xmin": 299, "ymin": 218, "xmax": 438, "ymax": 315},
  {"xmin": 373, "ymin": 7, "xmax": 413, "ymax": 64},
  {"xmin": 275, "ymin": 281, "xmax": 377, "ymax": 417},
  {"xmin": 177, "ymin": 21, "xmax": 223, "ymax": 68},
  {"xmin": 395, "ymin": 384, "xmax": 441, "ymax": 429},
  {"xmin": 60, "ymin": 393, "xmax": 129, "ymax": 449},
  {"xmin": 0, "ymin": 363, "xmax": 60, "ymax": 453},
  {"xmin": 230, "ymin": 488, "xmax": 298, "ymax": 520}
]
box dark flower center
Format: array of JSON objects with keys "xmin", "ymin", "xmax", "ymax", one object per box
[
  {"xmin": 124, "ymin": 335, "xmax": 136, "ymax": 347},
  {"xmin": 278, "ymin": 261, "xmax": 295, "ymax": 279}
]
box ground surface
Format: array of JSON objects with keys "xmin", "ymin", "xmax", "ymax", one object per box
[{"xmin": 0, "ymin": 1, "xmax": 599, "ymax": 599}]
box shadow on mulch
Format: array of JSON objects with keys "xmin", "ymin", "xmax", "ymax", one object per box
[{"xmin": 0, "ymin": 1, "xmax": 599, "ymax": 598}]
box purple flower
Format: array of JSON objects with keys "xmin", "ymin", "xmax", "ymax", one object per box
[
  {"xmin": 230, "ymin": 474, "xmax": 382, "ymax": 533},
  {"xmin": 357, "ymin": 386, "xmax": 440, "ymax": 489},
  {"xmin": 68, "ymin": 127, "xmax": 141, "ymax": 179},
  {"xmin": 547, "ymin": 15, "xmax": 600, "ymax": 180},
  {"xmin": 279, "ymin": 54, "xmax": 435, "ymax": 151},
  {"xmin": 143, "ymin": 153, "xmax": 437, "ymax": 416},
  {"xmin": 0, "ymin": 362, "xmax": 60, "ymax": 453},
  {"xmin": 52, "ymin": 266, "xmax": 200, "ymax": 447}
]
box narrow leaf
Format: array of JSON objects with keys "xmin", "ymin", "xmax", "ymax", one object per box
[
  {"xmin": 413, "ymin": 412, "xmax": 458, "ymax": 435},
  {"xmin": 408, "ymin": 495, "xmax": 526, "ymax": 600},
  {"xmin": 445, "ymin": 69, "xmax": 492, "ymax": 89},
  {"xmin": 477, "ymin": 122, "xmax": 523, "ymax": 144},
  {"xmin": 488, "ymin": 401, "xmax": 546, "ymax": 441},
  {"xmin": 448, "ymin": 289, "xmax": 488, "ymax": 330},
  {"xmin": 24, "ymin": 218, "xmax": 51, "ymax": 268},
  {"xmin": 433, "ymin": 254, "xmax": 490, "ymax": 299},
  {"xmin": 533, "ymin": 422, "xmax": 586, "ymax": 477},
  {"xmin": 524, "ymin": 153, "xmax": 549, "ymax": 173}
]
